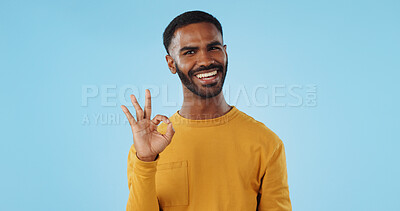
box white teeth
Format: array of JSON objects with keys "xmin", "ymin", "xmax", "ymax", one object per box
[{"xmin": 195, "ymin": 70, "xmax": 217, "ymax": 79}]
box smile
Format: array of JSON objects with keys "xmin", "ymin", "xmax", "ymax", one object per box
[{"xmin": 195, "ymin": 70, "xmax": 218, "ymax": 79}]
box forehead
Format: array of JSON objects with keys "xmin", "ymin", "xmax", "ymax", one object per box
[{"xmin": 170, "ymin": 22, "xmax": 223, "ymax": 52}]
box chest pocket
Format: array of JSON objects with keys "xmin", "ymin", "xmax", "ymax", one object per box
[{"xmin": 156, "ymin": 160, "xmax": 189, "ymax": 207}]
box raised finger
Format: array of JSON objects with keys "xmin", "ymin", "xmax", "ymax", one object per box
[
  {"xmin": 144, "ymin": 89, "xmax": 152, "ymax": 120},
  {"xmin": 130, "ymin": 94, "xmax": 144, "ymax": 121},
  {"xmin": 120, "ymin": 105, "xmax": 137, "ymax": 126}
]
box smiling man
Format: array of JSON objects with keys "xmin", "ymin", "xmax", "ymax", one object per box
[{"xmin": 121, "ymin": 10, "xmax": 292, "ymax": 210}]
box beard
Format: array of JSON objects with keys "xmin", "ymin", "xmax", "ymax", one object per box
[{"xmin": 175, "ymin": 58, "xmax": 228, "ymax": 99}]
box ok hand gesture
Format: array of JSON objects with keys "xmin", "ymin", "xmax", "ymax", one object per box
[{"xmin": 121, "ymin": 89, "xmax": 175, "ymax": 162}]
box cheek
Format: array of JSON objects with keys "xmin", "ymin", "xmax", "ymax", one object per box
[
  {"xmin": 180, "ymin": 62, "xmax": 192, "ymax": 70},
  {"xmin": 177, "ymin": 58, "xmax": 195, "ymax": 73},
  {"xmin": 212, "ymin": 51, "xmax": 227, "ymax": 63}
]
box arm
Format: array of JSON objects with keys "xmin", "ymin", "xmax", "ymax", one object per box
[
  {"xmin": 257, "ymin": 142, "xmax": 292, "ymax": 211},
  {"xmin": 121, "ymin": 90, "xmax": 175, "ymax": 211},
  {"xmin": 126, "ymin": 145, "xmax": 159, "ymax": 211}
]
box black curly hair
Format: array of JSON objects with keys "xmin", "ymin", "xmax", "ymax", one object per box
[{"xmin": 163, "ymin": 10, "xmax": 223, "ymax": 54}]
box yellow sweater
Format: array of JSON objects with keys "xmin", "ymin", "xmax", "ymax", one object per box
[{"xmin": 126, "ymin": 106, "xmax": 292, "ymax": 211}]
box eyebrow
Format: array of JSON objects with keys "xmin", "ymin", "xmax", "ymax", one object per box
[{"xmin": 179, "ymin": 41, "xmax": 223, "ymax": 53}]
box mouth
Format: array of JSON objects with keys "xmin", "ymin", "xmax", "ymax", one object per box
[
  {"xmin": 195, "ymin": 69, "xmax": 218, "ymax": 79},
  {"xmin": 193, "ymin": 69, "xmax": 220, "ymax": 85}
]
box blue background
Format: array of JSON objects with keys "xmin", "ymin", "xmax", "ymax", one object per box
[{"xmin": 1, "ymin": 0, "xmax": 399, "ymax": 210}]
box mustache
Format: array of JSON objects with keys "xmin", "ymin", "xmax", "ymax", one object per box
[{"xmin": 189, "ymin": 64, "xmax": 223, "ymax": 77}]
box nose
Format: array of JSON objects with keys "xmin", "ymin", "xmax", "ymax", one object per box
[{"xmin": 196, "ymin": 50, "xmax": 214, "ymax": 67}]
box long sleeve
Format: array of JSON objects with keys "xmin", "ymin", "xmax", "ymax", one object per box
[
  {"xmin": 257, "ymin": 142, "xmax": 292, "ymax": 211},
  {"xmin": 126, "ymin": 145, "xmax": 160, "ymax": 211}
]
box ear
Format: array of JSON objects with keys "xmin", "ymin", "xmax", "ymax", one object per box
[
  {"xmin": 223, "ymin": 44, "xmax": 228, "ymax": 58},
  {"xmin": 165, "ymin": 54, "xmax": 176, "ymax": 74}
]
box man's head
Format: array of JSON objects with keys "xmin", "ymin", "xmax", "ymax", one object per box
[{"xmin": 163, "ymin": 11, "xmax": 228, "ymax": 99}]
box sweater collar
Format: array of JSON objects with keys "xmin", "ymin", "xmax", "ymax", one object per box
[{"xmin": 171, "ymin": 106, "xmax": 240, "ymax": 127}]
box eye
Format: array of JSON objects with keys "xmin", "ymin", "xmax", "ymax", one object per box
[
  {"xmin": 183, "ymin": 50, "xmax": 195, "ymax": 55},
  {"xmin": 209, "ymin": 46, "xmax": 220, "ymax": 51}
]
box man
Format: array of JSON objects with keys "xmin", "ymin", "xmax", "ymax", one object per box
[{"xmin": 121, "ymin": 10, "xmax": 292, "ymax": 211}]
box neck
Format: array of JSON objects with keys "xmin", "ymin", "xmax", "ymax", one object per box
[{"xmin": 179, "ymin": 87, "xmax": 231, "ymax": 120}]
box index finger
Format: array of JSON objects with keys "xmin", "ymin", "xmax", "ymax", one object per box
[{"xmin": 144, "ymin": 89, "xmax": 152, "ymax": 120}]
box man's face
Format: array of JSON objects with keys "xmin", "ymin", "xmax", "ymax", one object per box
[{"xmin": 166, "ymin": 22, "xmax": 228, "ymax": 98}]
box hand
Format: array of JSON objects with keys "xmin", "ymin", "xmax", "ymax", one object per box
[{"xmin": 121, "ymin": 89, "xmax": 175, "ymax": 162}]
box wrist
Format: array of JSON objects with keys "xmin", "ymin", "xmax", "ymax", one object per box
[{"xmin": 136, "ymin": 152, "xmax": 158, "ymax": 162}]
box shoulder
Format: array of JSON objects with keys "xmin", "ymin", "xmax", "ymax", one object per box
[{"xmin": 234, "ymin": 108, "xmax": 283, "ymax": 148}]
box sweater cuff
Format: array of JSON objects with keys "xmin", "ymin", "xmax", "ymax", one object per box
[{"xmin": 133, "ymin": 153, "xmax": 159, "ymax": 176}]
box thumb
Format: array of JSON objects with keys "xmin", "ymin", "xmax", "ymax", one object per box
[{"xmin": 164, "ymin": 121, "xmax": 175, "ymax": 143}]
